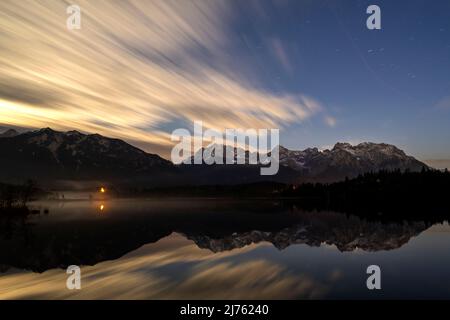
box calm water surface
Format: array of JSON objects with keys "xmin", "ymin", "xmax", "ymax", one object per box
[{"xmin": 0, "ymin": 198, "xmax": 449, "ymax": 299}]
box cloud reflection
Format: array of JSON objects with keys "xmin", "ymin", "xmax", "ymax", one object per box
[{"xmin": 0, "ymin": 233, "xmax": 328, "ymax": 299}]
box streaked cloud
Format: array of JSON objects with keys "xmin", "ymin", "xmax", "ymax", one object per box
[{"xmin": 0, "ymin": 0, "xmax": 326, "ymax": 155}]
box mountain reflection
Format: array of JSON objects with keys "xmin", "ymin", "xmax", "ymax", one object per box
[
  {"xmin": 0, "ymin": 199, "xmax": 436, "ymax": 273},
  {"xmin": 186, "ymin": 213, "xmax": 429, "ymax": 253}
]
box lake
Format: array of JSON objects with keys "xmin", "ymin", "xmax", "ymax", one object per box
[{"xmin": 0, "ymin": 198, "xmax": 449, "ymax": 299}]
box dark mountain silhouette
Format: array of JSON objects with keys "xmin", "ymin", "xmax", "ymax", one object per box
[
  {"xmin": 0, "ymin": 128, "xmax": 19, "ymax": 138},
  {"xmin": 0, "ymin": 127, "xmax": 429, "ymax": 186},
  {"xmin": 0, "ymin": 128, "xmax": 174, "ymax": 184}
]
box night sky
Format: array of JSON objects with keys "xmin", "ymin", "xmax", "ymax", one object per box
[{"xmin": 0, "ymin": 0, "xmax": 449, "ymax": 166}]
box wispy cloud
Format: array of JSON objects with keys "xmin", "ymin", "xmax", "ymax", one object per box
[
  {"xmin": 324, "ymin": 115, "xmax": 337, "ymax": 127},
  {"xmin": 0, "ymin": 0, "xmax": 325, "ymax": 154},
  {"xmin": 424, "ymin": 159, "xmax": 450, "ymax": 170},
  {"xmin": 435, "ymin": 96, "xmax": 450, "ymax": 110},
  {"xmin": 269, "ymin": 37, "xmax": 293, "ymax": 74}
]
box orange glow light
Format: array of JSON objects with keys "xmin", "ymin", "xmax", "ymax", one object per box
[
  {"xmin": 100, "ymin": 187, "xmax": 106, "ymax": 193},
  {"xmin": 100, "ymin": 204, "xmax": 105, "ymax": 211}
]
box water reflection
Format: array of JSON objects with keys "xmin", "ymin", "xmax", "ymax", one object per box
[
  {"xmin": 0, "ymin": 199, "xmax": 449, "ymax": 299},
  {"xmin": 0, "ymin": 234, "xmax": 332, "ymax": 299},
  {"xmin": 0, "ymin": 199, "xmax": 434, "ymax": 272}
]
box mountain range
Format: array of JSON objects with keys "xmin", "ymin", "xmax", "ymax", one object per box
[
  {"xmin": 279, "ymin": 142, "xmax": 426, "ymax": 182},
  {"xmin": 0, "ymin": 127, "xmax": 428, "ymax": 187}
]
